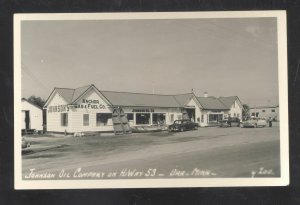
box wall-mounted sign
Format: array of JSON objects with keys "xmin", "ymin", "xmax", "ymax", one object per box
[
  {"xmin": 82, "ymin": 99, "xmax": 99, "ymax": 104},
  {"xmin": 48, "ymin": 105, "xmax": 69, "ymax": 113},
  {"xmin": 74, "ymin": 104, "xmax": 106, "ymax": 109},
  {"xmin": 132, "ymin": 108, "xmax": 154, "ymax": 113},
  {"xmin": 76, "ymin": 99, "xmax": 106, "ymax": 109}
]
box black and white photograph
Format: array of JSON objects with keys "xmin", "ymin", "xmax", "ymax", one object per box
[{"xmin": 14, "ymin": 11, "xmax": 289, "ymax": 189}]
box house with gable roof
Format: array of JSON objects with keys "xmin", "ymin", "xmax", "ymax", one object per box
[
  {"xmin": 22, "ymin": 98, "xmax": 43, "ymax": 131},
  {"xmin": 43, "ymin": 84, "xmax": 243, "ymax": 133}
]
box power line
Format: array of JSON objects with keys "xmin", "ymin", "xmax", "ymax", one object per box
[{"xmin": 21, "ymin": 62, "xmax": 49, "ymax": 93}]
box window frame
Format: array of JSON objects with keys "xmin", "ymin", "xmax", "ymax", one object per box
[
  {"xmin": 96, "ymin": 113, "xmax": 112, "ymax": 126},
  {"xmin": 61, "ymin": 113, "xmax": 68, "ymax": 127},
  {"xmin": 83, "ymin": 114, "xmax": 89, "ymax": 126}
]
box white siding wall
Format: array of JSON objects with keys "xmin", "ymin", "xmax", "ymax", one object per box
[
  {"xmin": 68, "ymin": 89, "xmax": 114, "ymax": 132},
  {"xmin": 186, "ymin": 98, "xmax": 202, "ymax": 126},
  {"xmin": 47, "ymin": 90, "xmax": 115, "ymax": 133},
  {"xmin": 21, "ymin": 100, "xmax": 43, "ymax": 130},
  {"xmin": 229, "ymin": 101, "xmax": 242, "ymax": 120},
  {"xmin": 166, "ymin": 108, "xmax": 182, "ymax": 125},
  {"xmin": 199, "ymin": 110, "xmax": 208, "ymax": 127},
  {"xmin": 46, "ymin": 92, "xmax": 69, "ymax": 132},
  {"xmin": 249, "ymin": 107, "xmax": 279, "ymax": 121}
]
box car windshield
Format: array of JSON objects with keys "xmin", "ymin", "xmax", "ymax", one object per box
[{"xmin": 174, "ymin": 121, "xmax": 182, "ymax": 124}]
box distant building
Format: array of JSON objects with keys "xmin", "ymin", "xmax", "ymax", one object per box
[
  {"xmin": 249, "ymin": 105, "xmax": 279, "ymax": 121},
  {"xmin": 196, "ymin": 96, "xmax": 243, "ymax": 126},
  {"xmin": 21, "ymin": 98, "xmax": 43, "ymax": 131},
  {"xmin": 43, "ymin": 84, "xmax": 243, "ymax": 133}
]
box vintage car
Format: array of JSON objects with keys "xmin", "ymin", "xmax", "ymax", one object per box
[
  {"xmin": 168, "ymin": 119, "xmax": 198, "ymax": 132},
  {"xmin": 256, "ymin": 118, "xmax": 267, "ymax": 127},
  {"xmin": 219, "ymin": 117, "xmax": 241, "ymax": 128},
  {"xmin": 219, "ymin": 119, "xmax": 230, "ymax": 128},
  {"xmin": 240, "ymin": 117, "xmax": 267, "ymax": 128},
  {"xmin": 22, "ymin": 137, "xmax": 30, "ymax": 149}
]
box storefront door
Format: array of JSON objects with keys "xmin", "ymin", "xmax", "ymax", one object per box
[{"xmin": 185, "ymin": 108, "xmax": 196, "ymax": 122}]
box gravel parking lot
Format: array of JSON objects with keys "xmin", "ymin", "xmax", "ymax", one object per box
[{"xmin": 22, "ymin": 124, "xmax": 280, "ymax": 179}]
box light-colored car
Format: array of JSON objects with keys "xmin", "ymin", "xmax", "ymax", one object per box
[
  {"xmin": 240, "ymin": 118, "xmax": 257, "ymax": 128},
  {"xmin": 22, "ymin": 137, "xmax": 30, "ymax": 149},
  {"xmin": 256, "ymin": 118, "xmax": 267, "ymax": 128},
  {"xmin": 241, "ymin": 117, "xmax": 267, "ymax": 128}
]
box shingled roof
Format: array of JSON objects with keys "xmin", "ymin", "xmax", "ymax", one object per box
[
  {"xmin": 46, "ymin": 85, "xmax": 193, "ymax": 108},
  {"xmin": 45, "ymin": 84, "xmax": 240, "ymax": 110},
  {"xmin": 173, "ymin": 93, "xmax": 194, "ymax": 106},
  {"xmin": 197, "ymin": 97, "xmax": 229, "ymax": 110},
  {"xmin": 218, "ymin": 96, "xmax": 239, "ymax": 108},
  {"xmin": 101, "ymin": 91, "xmax": 183, "ymax": 108},
  {"xmin": 45, "ymin": 85, "xmax": 91, "ymax": 105}
]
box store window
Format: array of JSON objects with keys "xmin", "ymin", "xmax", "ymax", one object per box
[
  {"xmin": 126, "ymin": 113, "xmax": 134, "ymax": 125},
  {"xmin": 136, "ymin": 113, "xmax": 150, "ymax": 125},
  {"xmin": 201, "ymin": 114, "xmax": 204, "ymax": 123},
  {"xmin": 262, "ymin": 110, "xmax": 265, "ymax": 112},
  {"xmin": 234, "ymin": 113, "xmax": 236, "ymax": 117},
  {"xmin": 152, "ymin": 113, "xmax": 166, "ymax": 125},
  {"xmin": 61, "ymin": 113, "xmax": 68, "ymax": 126},
  {"xmin": 83, "ymin": 114, "xmax": 89, "ymax": 126},
  {"xmin": 272, "ymin": 109, "xmax": 275, "ymax": 112},
  {"xmin": 96, "ymin": 113, "xmax": 112, "ymax": 126},
  {"xmin": 237, "ymin": 113, "xmax": 240, "ymax": 118},
  {"xmin": 126, "ymin": 113, "xmax": 134, "ymax": 121},
  {"xmin": 208, "ymin": 114, "xmax": 223, "ymax": 122}
]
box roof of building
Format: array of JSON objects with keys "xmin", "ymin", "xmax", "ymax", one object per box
[
  {"xmin": 46, "ymin": 84, "xmax": 240, "ymax": 110},
  {"xmin": 249, "ymin": 105, "xmax": 279, "ymax": 109},
  {"xmin": 72, "ymin": 85, "xmax": 91, "ymax": 102},
  {"xmin": 218, "ymin": 96, "xmax": 239, "ymax": 108},
  {"xmin": 21, "ymin": 98, "xmax": 43, "ymax": 110},
  {"xmin": 173, "ymin": 93, "xmax": 194, "ymax": 107},
  {"xmin": 101, "ymin": 91, "xmax": 187, "ymax": 107},
  {"xmin": 55, "ymin": 88, "xmax": 75, "ymax": 103},
  {"xmin": 197, "ymin": 97, "xmax": 230, "ymax": 110},
  {"xmin": 51, "ymin": 85, "xmax": 92, "ymax": 104}
]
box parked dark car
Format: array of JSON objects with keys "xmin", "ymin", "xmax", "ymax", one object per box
[
  {"xmin": 219, "ymin": 117, "xmax": 240, "ymax": 128},
  {"xmin": 219, "ymin": 119, "xmax": 230, "ymax": 128},
  {"xmin": 168, "ymin": 119, "xmax": 198, "ymax": 132}
]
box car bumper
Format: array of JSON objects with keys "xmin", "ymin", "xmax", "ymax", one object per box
[{"xmin": 241, "ymin": 123, "xmax": 256, "ymax": 128}]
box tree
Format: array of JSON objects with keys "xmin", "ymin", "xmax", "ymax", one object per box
[
  {"xmin": 242, "ymin": 104, "xmax": 250, "ymax": 120},
  {"xmin": 27, "ymin": 95, "xmax": 46, "ymax": 108}
]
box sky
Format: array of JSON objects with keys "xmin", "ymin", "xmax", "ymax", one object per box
[{"xmin": 21, "ymin": 17, "xmax": 279, "ymax": 107}]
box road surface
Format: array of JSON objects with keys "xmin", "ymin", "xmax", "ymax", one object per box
[{"xmin": 22, "ymin": 125, "xmax": 280, "ymax": 179}]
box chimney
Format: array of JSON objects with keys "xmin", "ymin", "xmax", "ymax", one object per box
[{"xmin": 204, "ymin": 92, "xmax": 208, "ymax": 98}]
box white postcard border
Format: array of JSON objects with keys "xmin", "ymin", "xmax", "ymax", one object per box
[{"xmin": 14, "ymin": 11, "xmax": 289, "ymax": 189}]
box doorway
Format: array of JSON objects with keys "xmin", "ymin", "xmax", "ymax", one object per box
[
  {"xmin": 24, "ymin": 110, "xmax": 30, "ymax": 129},
  {"xmin": 185, "ymin": 108, "xmax": 196, "ymax": 122}
]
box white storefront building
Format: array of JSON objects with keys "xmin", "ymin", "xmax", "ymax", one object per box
[
  {"xmin": 249, "ymin": 105, "xmax": 280, "ymax": 121},
  {"xmin": 21, "ymin": 98, "xmax": 43, "ymax": 131},
  {"xmin": 43, "ymin": 84, "xmax": 243, "ymax": 133}
]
